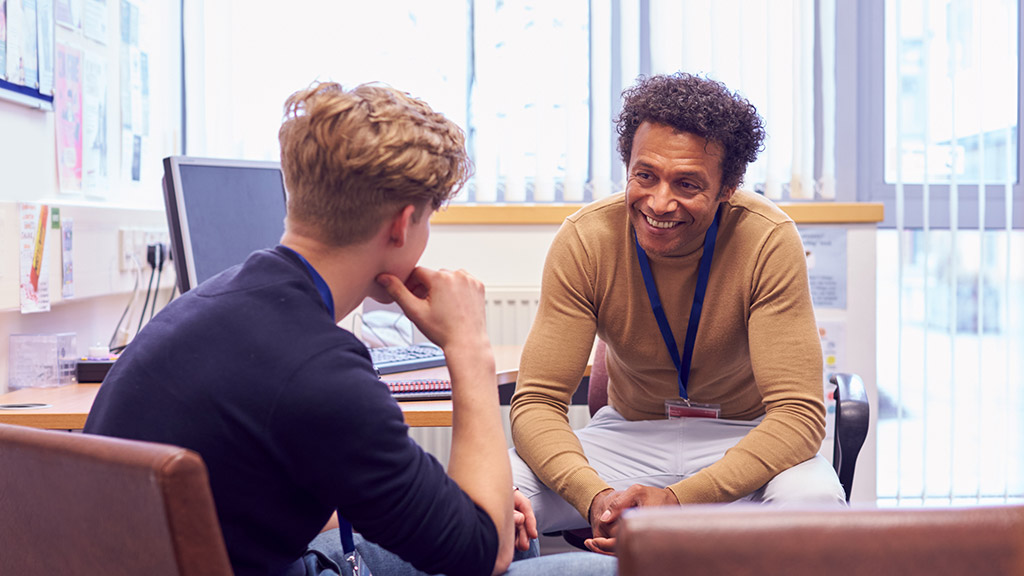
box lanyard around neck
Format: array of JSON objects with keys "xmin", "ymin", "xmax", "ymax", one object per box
[
  {"xmin": 633, "ymin": 206, "xmax": 721, "ymax": 400},
  {"xmin": 280, "ymin": 246, "xmax": 335, "ymax": 320}
]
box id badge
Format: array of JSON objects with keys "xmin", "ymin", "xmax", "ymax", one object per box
[
  {"xmin": 665, "ymin": 399, "xmax": 721, "ymax": 419},
  {"xmin": 346, "ymin": 550, "xmax": 372, "ymax": 576}
]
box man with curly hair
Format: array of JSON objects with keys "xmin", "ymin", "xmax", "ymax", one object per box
[
  {"xmin": 86, "ymin": 82, "xmax": 616, "ymax": 576},
  {"xmin": 510, "ymin": 72, "xmax": 846, "ymax": 554}
]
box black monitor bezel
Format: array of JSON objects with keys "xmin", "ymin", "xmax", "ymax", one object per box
[{"xmin": 161, "ymin": 155, "xmax": 287, "ymax": 294}]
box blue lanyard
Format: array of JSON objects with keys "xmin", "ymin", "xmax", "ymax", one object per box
[
  {"xmin": 633, "ymin": 206, "xmax": 721, "ymax": 400},
  {"xmin": 280, "ymin": 246, "xmax": 335, "ymax": 320},
  {"xmin": 279, "ymin": 247, "xmax": 355, "ymax": 554}
]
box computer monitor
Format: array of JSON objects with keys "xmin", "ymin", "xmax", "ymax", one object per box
[{"xmin": 162, "ymin": 156, "xmax": 288, "ymax": 293}]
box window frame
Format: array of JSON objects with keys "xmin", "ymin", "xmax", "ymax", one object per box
[{"xmin": 851, "ymin": 0, "xmax": 1024, "ymax": 230}]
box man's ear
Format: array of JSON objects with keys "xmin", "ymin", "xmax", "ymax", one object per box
[
  {"xmin": 718, "ymin": 186, "xmax": 737, "ymax": 202},
  {"xmin": 387, "ymin": 204, "xmax": 418, "ymax": 248}
]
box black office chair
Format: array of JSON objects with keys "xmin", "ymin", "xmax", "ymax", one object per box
[{"xmin": 558, "ymin": 339, "xmax": 871, "ymax": 550}]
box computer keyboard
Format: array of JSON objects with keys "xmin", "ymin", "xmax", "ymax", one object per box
[
  {"xmin": 389, "ymin": 390, "xmax": 452, "ymax": 401},
  {"xmin": 369, "ymin": 344, "xmax": 447, "ymax": 375}
]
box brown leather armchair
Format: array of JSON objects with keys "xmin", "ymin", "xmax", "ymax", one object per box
[
  {"xmin": 616, "ymin": 504, "xmax": 1024, "ymax": 576},
  {"xmin": 0, "ymin": 422, "xmax": 232, "ymax": 576}
]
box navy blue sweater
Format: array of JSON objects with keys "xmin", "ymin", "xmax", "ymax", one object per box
[{"xmin": 85, "ymin": 247, "xmax": 497, "ymax": 576}]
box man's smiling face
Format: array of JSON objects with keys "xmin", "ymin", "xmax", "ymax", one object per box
[{"xmin": 625, "ymin": 122, "xmax": 734, "ymax": 257}]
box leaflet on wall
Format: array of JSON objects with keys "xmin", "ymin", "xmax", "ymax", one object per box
[
  {"xmin": 55, "ymin": 0, "xmax": 82, "ymax": 30},
  {"xmin": 817, "ymin": 319, "xmax": 846, "ymax": 457},
  {"xmin": 799, "ymin": 227, "xmax": 847, "ymax": 309},
  {"xmin": 36, "ymin": 0, "xmax": 54, "ymax": 94},
  {"xmin": 55, "ymin": 42, "xmax": 83, "ymax": 192},
  {"xmin": 19, "ymin": 203, "xmax": 51, "ymax": 313},
  {"xmin": 5, "ymin": 0, "xmax": 25, "ymax": 85},
  {"xmin": 20, "ymin": 0, "xmax": 37, "ymax": 88},
  {"xmin": 120, "ymin": 128, "xmax": 141, "ymax": 181},
  {"xmin": 61, "ymin": 216, "xmax": 74, "ymax": 298},
  {"xmin": 82, "ymin": 0, "xmax": 106, "ymax": 44},
  {"xmin": 1, "ymin": 0, "xmax": 8, "ymax": 74},
  {"xmin": 817, "ymin": 320, "xmax": 846, "ymax": 377},
  {"xmin": 118, "ymin": 0, "xmax": 146, "ymax": 182},
  {"xmin": 83, "ymin": 52, "xmax": 108, "ymax": 196}
]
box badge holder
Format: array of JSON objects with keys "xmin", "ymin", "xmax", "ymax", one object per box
[{"xmin": 665, "ymin": 398, "xmax": 721, "ymax": 419}]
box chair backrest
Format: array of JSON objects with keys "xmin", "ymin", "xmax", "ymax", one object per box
[
  {"xmin": 586, "ymin": 339, "xmax": 870, "ymax": 501},
  {"xmin": 0, "ymin": 423, "xmax": 233, "ymax": 576},
  {"xmin": 616, "ymin": 504, "xmax": 1024, "ymax": 576},
  {"xmin": 831, "ymin": 372, "xmax": 869, "ymax": 501}
]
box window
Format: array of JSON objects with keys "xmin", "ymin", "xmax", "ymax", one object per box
[
  {"xmin": 184, "ymin": 0, "xmax": 589, "ymax": 202},
  {"xmin": 885, "ymin": 0, "xmax": 1018, "ymax": 185},
  {"xmin": 859, "ymin": 0, "xmax": 1024, "ymax": 506},
  {"xmin": 184, "ymin": 0, "xmax": 833, "ymax": 204}
]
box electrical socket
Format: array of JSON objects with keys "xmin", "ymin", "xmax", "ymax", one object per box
[
  {"xmin": 118, "ymin": 228, "xmax": 135, "ymax": 271},
  {"xmin": 119, "ymin": 227, "xmax": 170, "ymax": 271}
]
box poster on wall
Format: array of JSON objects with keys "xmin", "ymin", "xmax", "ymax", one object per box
[
  {"xmin": 55, "ymin": 0, "xmax": 82, "ymax": 30},
  {"xmin": 817, "ymin": 319, "xmax": 846, "ymax": 460},
  {"xmin": 82, "ymin": 0, "xmax": 106, "ymax": 44},
  {"xmin": 119, "ymin": 0, "xmax": 146, "ymax": 182},
  {"xmin": 83, "ymin": 52, "xmax": 108, "ymax": 196},
  {"xmin": 817, "ymin": 320, "xmax": 846, "ymax": 378},
  {"xmin": 19, "ymin": 0, "xmax": 37, "ymax": 88},
  {"xmin": 1, "ymin": 0, "xmax": 8, "ymax": 75},
  {"xmin": 799, "ymin": 227, "xmax": 848, "ymax": 309},
  {"xmin": 36, "ymin": 0, "xmax": 54, "ymax": 95},
  {"xmin": 5, "ymin": 0, "xmax": 25, "ymax": 85},
  {"xmin": 1, "ymin": 0, "xmax": 56, "ymax": 109},
  {"xmin": 19, "ymin": 203, "xmax": 51, "ymax": 313},
  {"xmin": 55, "ymin": 42, "xmax": 83, "ymax": 192},
  {"xmin": 61, "ymin": 216, "xmax": 74, "ymax": 298}
]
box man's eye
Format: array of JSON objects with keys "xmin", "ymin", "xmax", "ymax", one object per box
[{"xmin": 634, "ymin": 172, "xmax": 651, "ymax": 180}]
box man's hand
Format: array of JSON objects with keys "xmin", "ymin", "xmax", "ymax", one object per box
[
  {"xmin": 585, "ymin": 485, "xmax": 680, "ymax": 555},
  {"xmin": 512, "ymin": 489, "xmax": 538, "ymax": 551},
  {"xmin": 377, "ymin": 267, "xmax": 488, "ymax": 352}
]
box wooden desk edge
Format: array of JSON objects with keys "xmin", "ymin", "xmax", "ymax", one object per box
[{"xmin": 0, "ymin": 346, "xmax": 584, "ymax": 430}]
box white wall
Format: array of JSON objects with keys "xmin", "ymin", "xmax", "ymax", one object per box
[
  {"xmin": 0, "ymin": 0, "xmax": 180, "ymax": 391},
  {"xmin": 0, "ymin": 202, "xmax": 176, "ymax": 391}
]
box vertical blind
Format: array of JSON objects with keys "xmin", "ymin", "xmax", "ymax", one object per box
[
  {"xmin": 184, "ymin": 0, "xmax": 832, "ymax": 204},
  {"xmin": 878, "ymin": 0, "xmax": 1022, "ymax": 505},
  {"xmin": 589, "ymin": 0, "xmax": 833, "ymax": 200}
]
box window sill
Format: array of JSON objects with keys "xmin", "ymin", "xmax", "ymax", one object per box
[{"xmin": 430, "ymin": 202, "xmax": 884, "ymax": 225}]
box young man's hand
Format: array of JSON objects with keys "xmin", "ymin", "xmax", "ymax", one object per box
[
  {"xmin": 377, "ymin": 267, "xmax": 489, "ymax": 353},
  {"xmin": 512, "ymin": 489, "xmax": 539, "ymax": 551}
]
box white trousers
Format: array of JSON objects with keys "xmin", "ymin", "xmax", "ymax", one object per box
[{"xmin": 510, "ymin": 405, "xmax": 847, "ymax": 533}]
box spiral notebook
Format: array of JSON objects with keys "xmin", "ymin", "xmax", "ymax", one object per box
[{"xmin": 385, "ymin": 378, "xmax": 452, "ymax": 401}]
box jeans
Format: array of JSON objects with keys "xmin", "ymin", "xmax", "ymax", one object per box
[{"xmin": 301, "ymin": 530, "xmax": 617, "ymax": 576}]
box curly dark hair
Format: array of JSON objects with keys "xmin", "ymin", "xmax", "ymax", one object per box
[{"xmin": 615, "ymin": 73, "xmax": 765, "ymax": 193}]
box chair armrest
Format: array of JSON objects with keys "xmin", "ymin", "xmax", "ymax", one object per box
[
  {"xmin": 830, "ymin": 372, "xmax": 870, "ymax": 501},
  {"xmin": 617, "ymin": 505, "xmax": 1024, "ymax": 576}
]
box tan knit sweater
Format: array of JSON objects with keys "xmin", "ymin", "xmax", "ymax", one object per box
[{"xmin": 510, "ymin": 189, "xmax": 826, "ymax": 519}]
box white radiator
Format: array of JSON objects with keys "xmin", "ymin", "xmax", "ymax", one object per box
[
  {"xmin": 483, "ymin": 287, "xmax": 542, "ymax": 346},
  {"xmin": 410, "ymin": 287, "xmax": 591, "ymax": 467}
]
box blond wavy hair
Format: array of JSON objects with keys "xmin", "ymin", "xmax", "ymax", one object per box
[{"xmin": 279, "ymin": 82, "xmax": 472, "ymax": 246}]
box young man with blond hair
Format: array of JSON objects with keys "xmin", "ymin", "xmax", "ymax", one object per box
[{"xmin": 87, "ymin": 82, "xmax": 615, "ymax": 576}]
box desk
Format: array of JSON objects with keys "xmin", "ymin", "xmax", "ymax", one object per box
[{"xmin": 0, "ymin": 345, "xmax": 537, "ymax": 430}]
